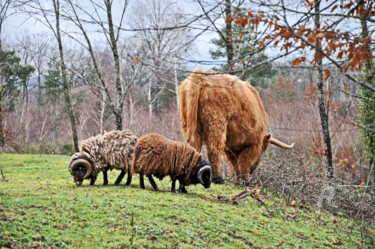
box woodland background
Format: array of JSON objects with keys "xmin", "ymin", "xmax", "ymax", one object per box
[{"xmin": 0, "ymin": 0, "xmax": 374, "ymax": 236}]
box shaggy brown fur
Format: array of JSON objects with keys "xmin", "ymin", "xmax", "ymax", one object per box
[
  {"xmin": 179, "ymin": 69, "xmax": 292, "ymax": 185},
  {"xmin": 69, "ymin": 129, "xmax": 137, "ymax": 186},
  {"xmin": 131, "ymin": 133, "xmax": 211, "ymax": 192}
]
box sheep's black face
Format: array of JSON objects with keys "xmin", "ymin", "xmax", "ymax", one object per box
[
  {"xmin": 69, "ymin": 153, "xmax": 94, "ymax": 186},
  {"xmin": 191, "ymin": 157, "xmax": 212, "ymax": 188},
  {"xmin": 200, "ymin": 166, "xmax": 211, "ymax": 188},
  {"xmin": 72, "ymin": 164, "xmax": 88, "ymax": 186}
]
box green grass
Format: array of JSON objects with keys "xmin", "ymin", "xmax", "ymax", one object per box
[{"xmin": 0, "ymin": 154, "xmax": 372, "ymax": 248}]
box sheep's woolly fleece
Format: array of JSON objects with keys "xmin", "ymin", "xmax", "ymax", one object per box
[
  {"xmin": 131, "ymin": 133, "xmax": 201, "ymax": 185},
  {"xmin": 69, "ymin": 129, "xmax": 137, "ymax": 176}
]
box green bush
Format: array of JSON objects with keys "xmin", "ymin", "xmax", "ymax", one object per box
[{"xmin": 22, "ymin": 142, "xmax": 75, "ymax": 155}]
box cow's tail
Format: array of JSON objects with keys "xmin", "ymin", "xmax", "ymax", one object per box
[{"xmin": 178, "ymin": 69, "xmax": 208, "ymax": 150}]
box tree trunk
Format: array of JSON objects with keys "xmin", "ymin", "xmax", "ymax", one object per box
[
  {"xmin": 37, "ymin": 68, "xmax": 42, "ymax": 105},
  {"xmin": 100, "ymin": 88, "xmax": 106, "ymax": 135},
  {"xmin": 53, "ymin": 0, "xmax": 79, "ymax": 152},
  {"xmin": 359, "ymin": 8, "xmax": 375, "ymax": 181},
  {"xmin": 148, "ymin": 77, "xmax": 153, "ymax": 123},
  {"xmin": 174, "ymin": 61, "xmax": 180, "ymax": 114},
  {"xmin": 105, "ymin": 0, "xmax": 124, "ymax": 131},
  {"xmin": 315, "ymin": 1, "xmax": 334, "ymax": 179},
  {"xmin": 115, "ymin": 109, "xmax": 122, "ymax": 131},
  {"xmin": 225, "ymin": 0, "xmax": 234, "ymax": 73},
  {"xmin": 0, "ymin": 86, "xmax": 4, "ymax": 146}
]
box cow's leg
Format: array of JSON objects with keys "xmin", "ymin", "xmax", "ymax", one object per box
[
  {"xmin": 206, "ymin": 122, "xmax": 227, "ymax": 184},
  {"xmin": 237, "ymin": 145, "xmax": 262, "ymax": 186},
  {"xmin": 114, "ymin": 169, "xmax": 126, "ymax": 185},
  {"xmin": 207, "ymin": 152, "xmax": 224, "ymax": 184},
  {"xmin": 224, "ymin": 149, "xmax": 240, "ymax": 184}
]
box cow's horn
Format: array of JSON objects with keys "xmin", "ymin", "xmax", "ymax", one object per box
[
  {"xmin": 197, "ymin": 165, "xmax": 212, "ymax": 184},
  {"xmin": 270, "ymin": 137, "xmax": 294, "ymax": 149},
  {"xmin": 71, "ymin": 159, "xmax": 92, "ymax": 179}
]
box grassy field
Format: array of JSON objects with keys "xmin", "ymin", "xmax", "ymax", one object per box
[{"xmin": 0, "ymin": 154, "xmax": 372, "ymax": 248}]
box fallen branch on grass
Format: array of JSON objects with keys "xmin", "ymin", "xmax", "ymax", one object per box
[
  {"xmin": 1, "ymin": 166, "xmax": 8, "ymax": 182},
  {"xmin": 217, "ymin": 188, "xmax": 266, "ymax": 206}
]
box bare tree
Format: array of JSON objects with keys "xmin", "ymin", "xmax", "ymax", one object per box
[
  {"xmin": 66, "ymin": 0, "xmax": 132, "ymax": 131},
  {"xmin": 131, "ymin": 0, "xmax": 192, "ymax": 118},
  {"xmin": 313, "ymin": 1, "xmax": 333, "ymax": 179},
  {"xmin": 29, "ymin": 0, "xmax": 79, "ymax": 152},
  {"xmin": 0, "ymin": 0, "xmax": 14, "ymax": 50},
  {"xmin": 0, "ymin": 0, "xmax": 13, "ymax": 146}
]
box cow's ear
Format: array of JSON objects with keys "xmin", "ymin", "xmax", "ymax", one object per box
[
  {"xmin": 264, "ymin": 133, "xmax": 271, "ymax": 141},
  {"xmin": 262, "ymin": 133, "xmax": 272, "ymax": 151}
]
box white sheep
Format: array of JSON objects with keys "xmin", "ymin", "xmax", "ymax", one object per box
[{"xmin": 69, "ymin": 129, "xmax": 137, "ymax": 186}]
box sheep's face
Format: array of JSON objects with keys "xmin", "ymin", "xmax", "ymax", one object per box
[
  {"xmin": 191, "ymin": 158, "xmax": 212, "ymax": 188},
  {"xmin": 69, "ymin": 153, "xmax": 95, "ymax": 186}
]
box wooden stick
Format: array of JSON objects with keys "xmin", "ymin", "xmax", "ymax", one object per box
[
  {"xmin": 1, "ymin": 167, "xmax": 8, "ymax": 182},
  {"xmin": 217, "ymin": 188, "xmax": 266, "ymax": 206}
]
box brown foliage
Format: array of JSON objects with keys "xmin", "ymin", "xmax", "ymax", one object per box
[
  {"xmin": 229, "ymin": 1, "xmax": 373, "ymax": 75},
  {"xmin": 272, "ymin": 77, "xmax": 298, "ymax": 102}
]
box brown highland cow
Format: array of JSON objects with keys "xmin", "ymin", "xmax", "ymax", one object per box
[{"xmin": 178, "ymin": 69, "xmax": 293, "ymax": 185}]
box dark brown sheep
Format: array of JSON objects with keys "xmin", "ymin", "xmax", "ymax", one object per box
[
  {"xmin": 69, "ymin": 129, "xmax": 137, "ymax": 186},
  {"xmin": 130, "ymin": 133, "xmax": 212, "ymax": 193}
]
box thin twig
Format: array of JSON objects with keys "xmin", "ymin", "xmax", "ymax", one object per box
[
  {"xmin": 1, "ymin": 166, "xmax": 8, "ymax": 182},
  {"xmin": 217, "ymin": 188, "xmax": 266, "ymax": 206}
]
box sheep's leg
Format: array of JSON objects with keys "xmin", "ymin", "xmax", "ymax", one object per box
[
  {"xmin": 140, "ymin": 173, "xmax": 145, "ymax": 189},
  {"xmin": 147, "ymin": 175, "xmax": 158, "ymax": 191},
  {"xmin": 90, "ymin": 175, "xmax": 97, "ymax": 186},
  {"xmin": 125, "ymin": 167, "xmax": 132, "ymax": 186},
  {"xmin": 103, "ymin": 167, "xmax": 109, "ymax": 185},
  {"xmin": 171, "ymin": 178, "xmax": 177, "ymax": 193},
  {"xmin": 178, "ymin": 179, "xmax": 188, "ymax": 193},
  {"xmin": 115, "ymin": 169, "xmax": 126, "ymax": 185}
]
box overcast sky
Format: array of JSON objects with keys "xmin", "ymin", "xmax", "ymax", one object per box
[{"xmin": 3, "ymin": 0, "xmax": 221, "ymax": 70}]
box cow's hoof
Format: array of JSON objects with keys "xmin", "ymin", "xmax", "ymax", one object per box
[{"xmin": 212, "ymin": 177, "xmax": 224, "ymax": 184}]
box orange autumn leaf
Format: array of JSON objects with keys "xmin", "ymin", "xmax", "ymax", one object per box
[
  {"xmin": 331, "ymin": 5, "xmax": 338, "ymax": 12},
  {"xmin": 226, "ymin": 14, "xmax": 234, "ymax": 24},
  {"xmin": 239, "ymin": 32, "xmax": 244, "ymax": 39},
  {"xmin": 291, "ymin": 57, "xmax": 306, "ymax": 66},
  {"xmin": 316, "ymin": 32, "xmax": 325, "ymax": 38},
  {"xmin": 324, "ymin": 70, "xmax": 331, "ymax": 81},
  {"xmin": 133, "ymin": 57, "xmax": 138, "ymax": 62}
]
